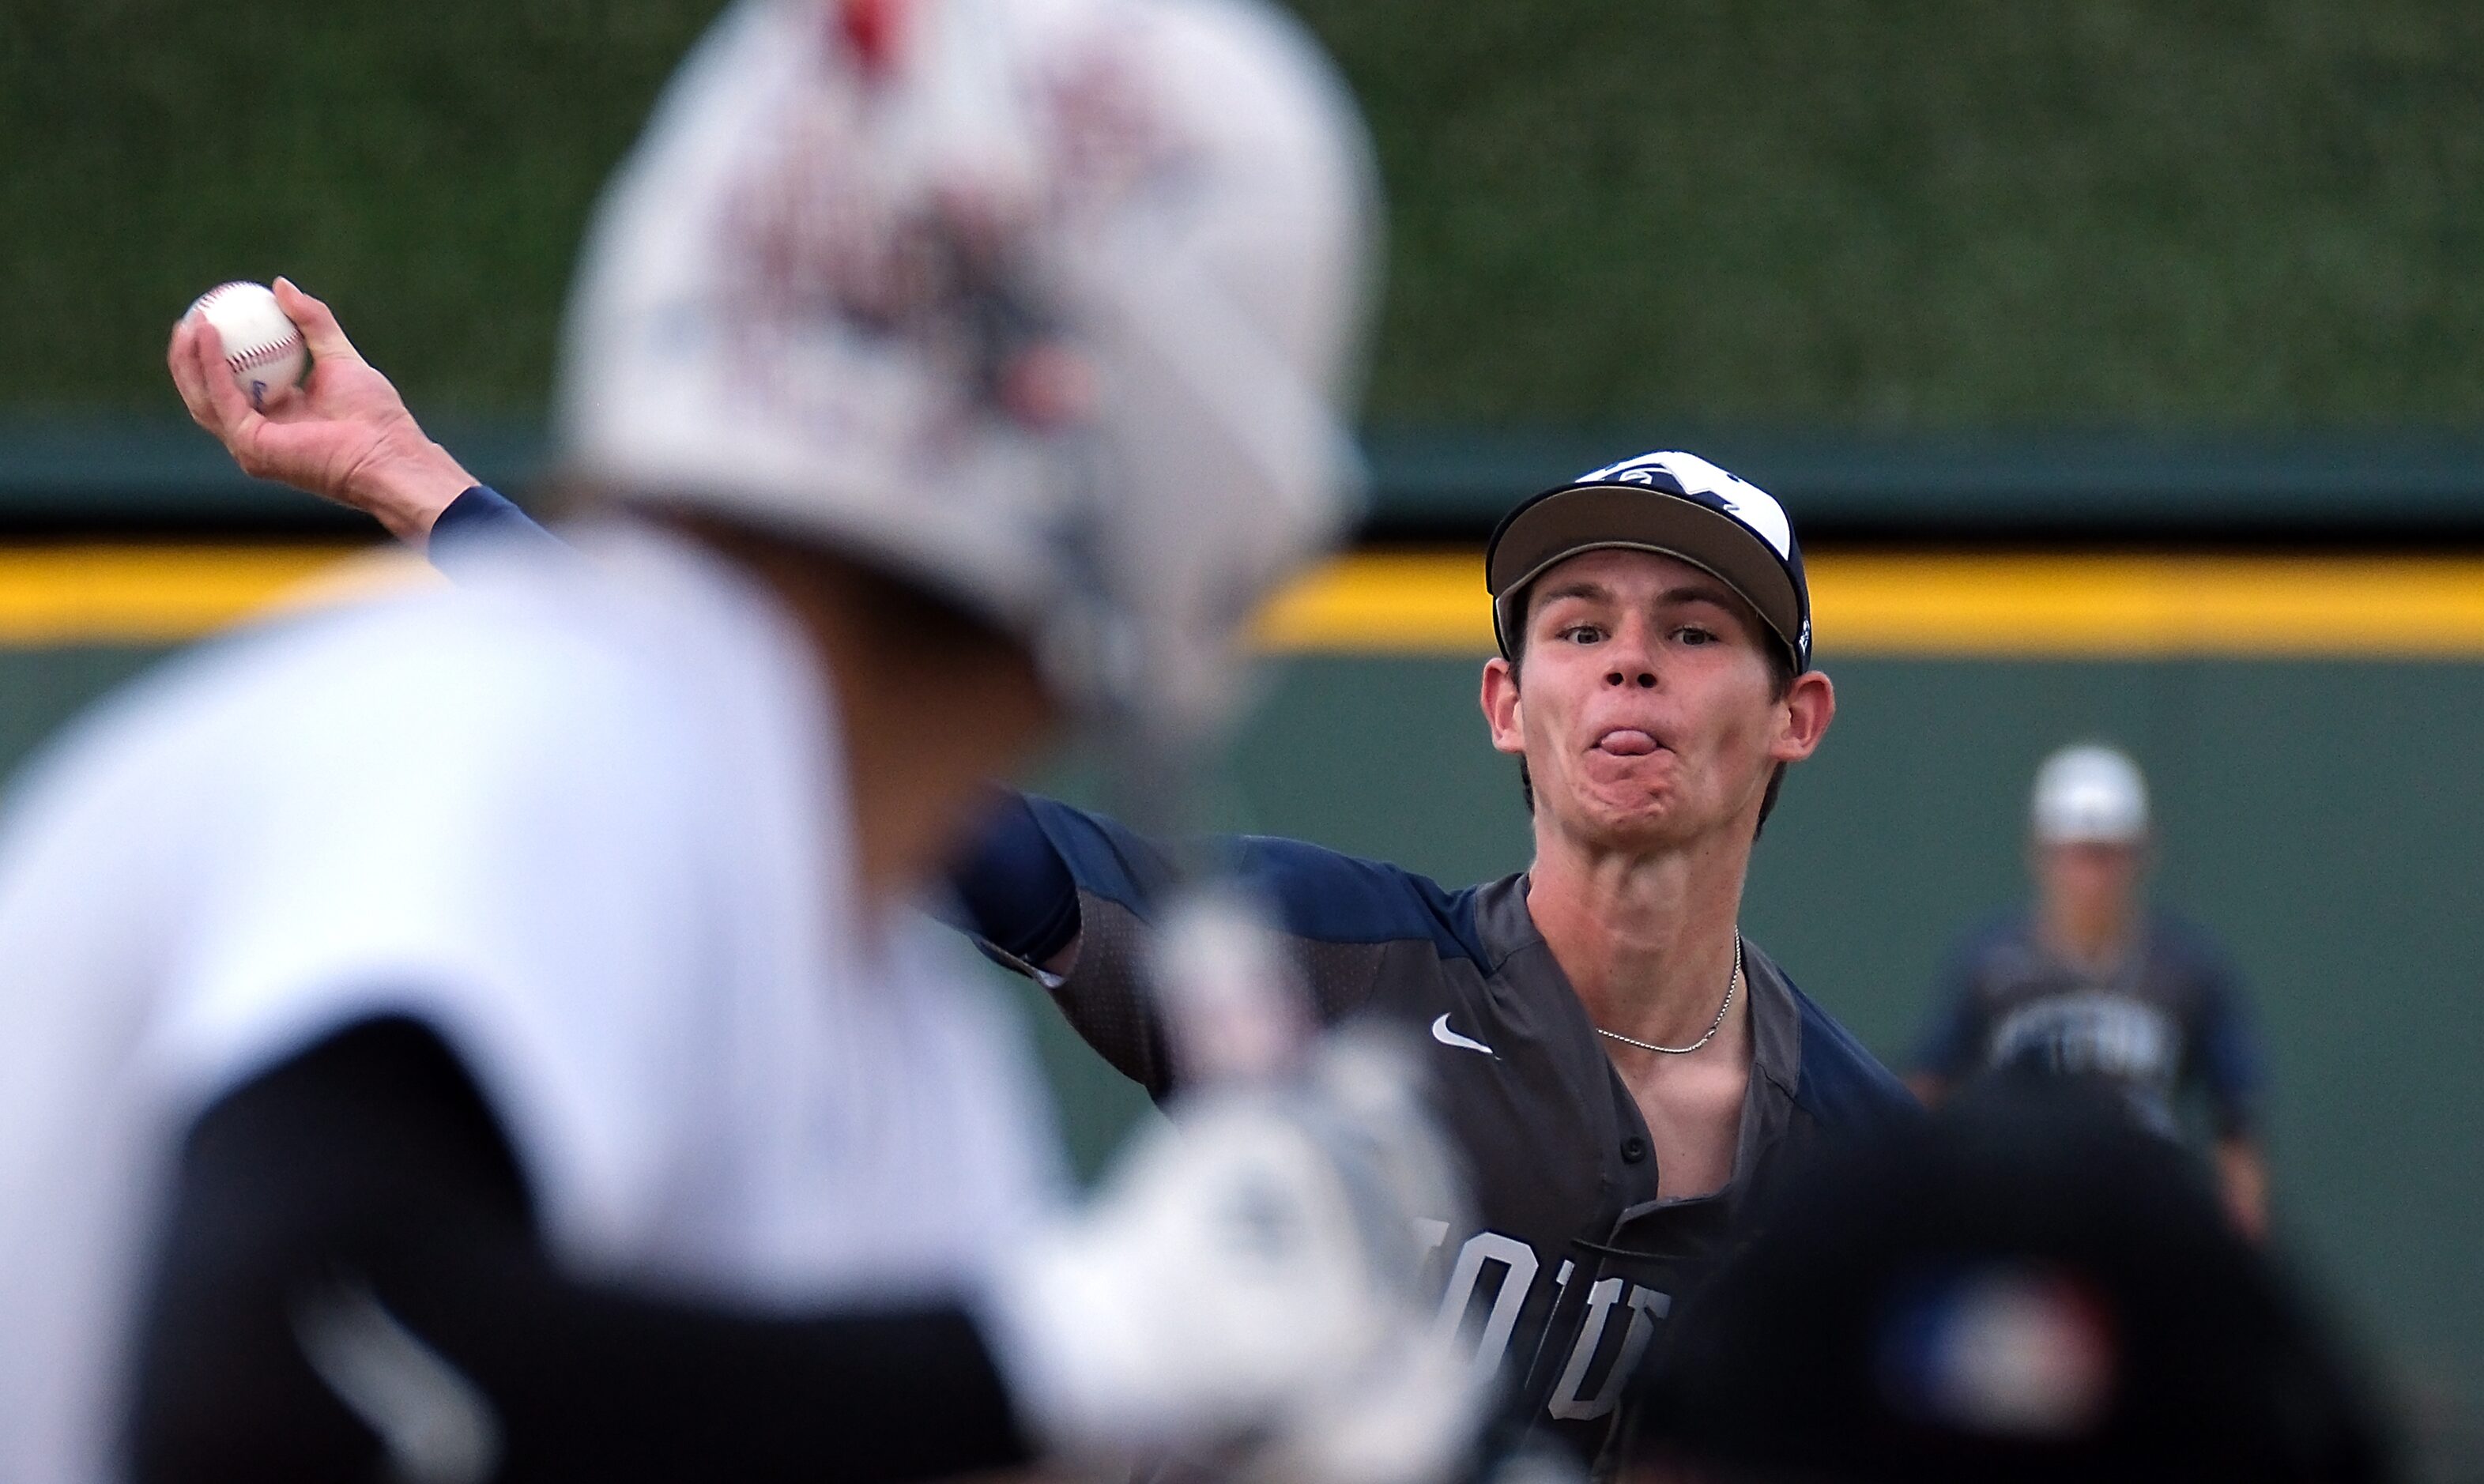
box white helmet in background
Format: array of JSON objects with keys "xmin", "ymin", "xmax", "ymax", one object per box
[
  {"xmin": 556, "ymin": 0, "xmax": 1378, "ymax": 743},
  {"xmin": 2031, "ymin": 744, "xmax": 2150, "ymax": 845}
]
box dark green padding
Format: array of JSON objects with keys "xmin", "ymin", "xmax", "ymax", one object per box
[{"xmin": 9, "ymin": 1, "xmax": 2484, "ymax": 427}]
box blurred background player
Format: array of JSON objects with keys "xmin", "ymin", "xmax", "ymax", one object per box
[
  {"xmin": 1908, "ymin": 743, "xmax": 2270, "ymax": 1238},
  {"xmin": 1620, "ymin": 1076, "xmax": 2388, "ymax": 1484},
  {"xmin": 2, "ymin": 2, "xmax": 1485, "ymax": 1482}
]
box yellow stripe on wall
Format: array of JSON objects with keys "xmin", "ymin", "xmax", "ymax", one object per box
[
  {"xmin": 1253, "ymin": 552, "xmax": 1500, "ymax": 653},
  {"xmin": 1257, "ymin": 551, "xmax": 2484, "ymax": 658},
  {"xmin": 1815, "ymin": 553, "xmax": 2484, "ymax": 657},
  {"xmin": 7, "ymin": 544, "xmax": 2484, "ymax": 658},
  {"xmin": 0, "ymin": 544, "xmax": 444, "ymax": 646}
]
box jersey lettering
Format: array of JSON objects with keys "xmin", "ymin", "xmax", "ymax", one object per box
[
  {"xmin": 1522, "ymin": 1257, "xmax": 1575, "ymax": 1380},
  {"xmin": 1990, "ymin": 991, "xmax": 2177, "ymax": 1083},
  {"xmin": 1425, "ymin": 1227, "xmax": 1678, "ymax": 1416},
  {"xmin": 1546, "ymin": 1279, "xmax": 1671, "ymax": 1421},
  {"xmin": 1430, "ymin": 1230, "xmax": 1539, "ymax": 1381}
]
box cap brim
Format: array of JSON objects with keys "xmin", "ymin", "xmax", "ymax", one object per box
[{"xmin": 1487, "ymin": 484, "xmax": 1804, "ymax": 662}]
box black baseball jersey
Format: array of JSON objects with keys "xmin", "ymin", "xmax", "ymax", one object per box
[
  {"xmin": 1913, "ymin": 910, "xmax": 2262, "ymax": 1141},
  {"xmin": 1001, "ymin": 798, "xmax": 1919, "ymax": 1471}
]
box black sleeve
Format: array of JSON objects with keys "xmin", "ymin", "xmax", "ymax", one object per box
[{"xmin": 125, "ymin": 1015, "xmax": 1033, "ymax": 1484}]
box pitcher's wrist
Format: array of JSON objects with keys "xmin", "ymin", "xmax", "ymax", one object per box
[{"xmin": 354, "ymin": 435, "xmax": 476, "ymax": 546}]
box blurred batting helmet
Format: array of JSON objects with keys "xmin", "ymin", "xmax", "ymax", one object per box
[{"xmin": 556, "ymin": 0, "xmax": 1378, "ymax": 742}]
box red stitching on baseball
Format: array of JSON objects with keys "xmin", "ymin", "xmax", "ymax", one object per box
[
  {"xmin": 227, "ymin": 339, "xmax": 301, "ymax": 373},
  {"xmin": 194, "ymin": 285, "xmax": 302, "ymax": 376}
]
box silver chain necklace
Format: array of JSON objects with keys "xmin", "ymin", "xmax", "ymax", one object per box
[{"xmin": 1595, "ymin": 936, "xmax": 1741, "ymax": 1056}]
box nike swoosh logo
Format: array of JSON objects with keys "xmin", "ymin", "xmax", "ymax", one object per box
[{"xmin": 1431, "ymin": 1013, "xmax": 1494, "ymax": 1056}]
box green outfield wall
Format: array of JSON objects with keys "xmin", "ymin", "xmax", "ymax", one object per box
[{"xmin": 8, "ymin": 639, "xmax": 2479, "ymax": 1427}]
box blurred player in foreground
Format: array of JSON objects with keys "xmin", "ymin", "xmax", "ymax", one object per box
[
  {"xmin": 7, "ymin": 2, "xmax": 1483, "ymax": 1481},
  {"xmin": 1908, "ymin": 743, "xmax": 2270, "ymax": 1237},
  {"xmin": 1622, "ymin": 1077, "xmax": 2387, "ymax": 1483}
]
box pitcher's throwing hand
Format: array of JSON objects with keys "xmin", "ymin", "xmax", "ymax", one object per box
[{"xmin": 169, "ymin": 276, "xmax": 473, "ymax": 544}]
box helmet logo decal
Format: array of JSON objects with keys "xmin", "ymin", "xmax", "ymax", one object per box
[
  {"xmin": 715, "ymin": 9, "xmax": 1181, "ymax": 456},
  {"xmin": 1577, "ymin": 450, "xmax": 1794, "ymax": 561}
]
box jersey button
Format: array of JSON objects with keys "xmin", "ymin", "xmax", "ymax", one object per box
[{"xmin": 1620, "ymin": 1135, "xmax": 1648, "ymax": 1164}]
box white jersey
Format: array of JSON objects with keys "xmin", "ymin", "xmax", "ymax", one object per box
[{"xmin": 0, "ymin": 524, "xmax": 1067, "ymax": 1482}]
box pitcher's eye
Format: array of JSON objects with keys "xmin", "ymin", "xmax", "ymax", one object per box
[{"xmin": 1676, "ymin": 625, "xmax": 1718, "ymax": 646}]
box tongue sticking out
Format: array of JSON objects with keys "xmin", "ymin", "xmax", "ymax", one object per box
[{"xmin": 1598, "ymin": 729, "xmax": 1660, "ymax": 756}]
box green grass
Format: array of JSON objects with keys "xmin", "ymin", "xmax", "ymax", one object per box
[{"xmin": 9, "ymin": 1, "xmax": 2484, "ymax": 426}]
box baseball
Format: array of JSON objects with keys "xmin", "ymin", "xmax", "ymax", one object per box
[{"xmin": 187, "ymin": 281, "xmax": 307, "ymax": 411}]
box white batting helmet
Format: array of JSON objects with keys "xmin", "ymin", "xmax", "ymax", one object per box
[{"xmin": 556, "ymin": 0, "xmax": 1378, "ymax": 741}]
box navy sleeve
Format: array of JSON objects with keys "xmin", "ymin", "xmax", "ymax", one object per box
[
  {"xmin": 942, "ymin": 791, "xmax": 1084, "ymax": 967},
  {"xmin": 1012, "ymin": 797, "xmax": 1468, "ymax": 1099},
  {"xmin": 1789, "ymin": 988, "xmax": 1926, "ymax": 1131},
  {"xmin": 1021, "ymin": 796, "xmax": 1184, "ymax": 921},
  {"xmin": 1910, "ymin": 927, "xmax": 1997, "ymax": 1082},
  {"xmin": 1024, "ymin": 797, "xmax": 1478, "ymax": 957},
  {"xmin": 426, "ymin": 485, "xmax": 570, "ymax": 580},
  {"xmin": 2182, "ymin": 936, "xmax": 2264, "ymax": 1139}
]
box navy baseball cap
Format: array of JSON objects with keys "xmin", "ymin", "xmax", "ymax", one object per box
[{"xmin": 1484, "ymin": 450, "xmax": 1812, "ymax": 671}]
